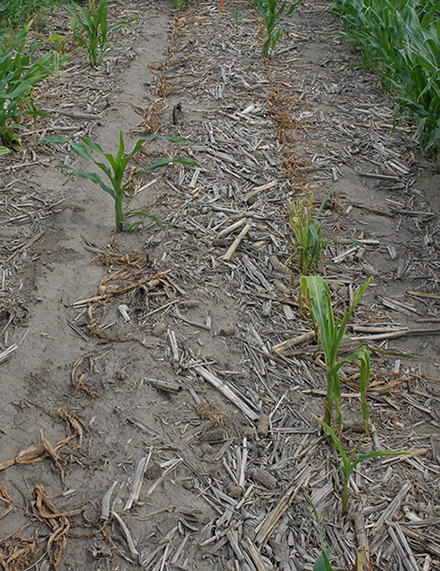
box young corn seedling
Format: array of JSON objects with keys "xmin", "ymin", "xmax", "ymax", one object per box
[
  {"xmin": 288, "ymin": 190, "xmax": 332, "ymax": 277},
  {"xmin": 225, "ymin": 5, "xmax": 241, "ymax": 30},
  {"xmin": 301, "ymin": 275, "xmax": 371, "ymax": 432},
  {"xmin": 0, "ymin": 21, "xmax": 70, "ymax": 148},
  {"xmin": 0, "ymin": 0, "xmax": 62, "ymax": 30},
  {"xmin": 44, "ymin": 132, "xmax": 198, "ymax": 232},
  {"xmin": 313, "ymin": 415, "xmax": 410, "ymax": 512},
  {"xmin": 254, "ymin": 0, "xmax": 302, "ymax": 58},
  {"xmin": 305, "ymin": 493, "xmax": 335, "ymax": 571},
  {"xmin": 288, "ymin": 187, "xmax": 363, "ymax": 277},
  {"xmin": 174, "ymin": 0, "xmax": 187, "ymax": 11},
  {"xmin": 65, "ymin": 0, "xmax": 138, "ymax": 67}
]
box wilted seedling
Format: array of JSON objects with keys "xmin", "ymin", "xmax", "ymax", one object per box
[
  {"xmin": 288, "ymin": 190, "xmax": 332, "ymax": 277},
  {"xmin": 313, "ymin": 415, "xmax": 410, "ymax": 512},
  {"xmin": 44, "ymin": 132, "xmax": 198, "ymax": 232},
  {"xmin": 288, "ymin": 186, "xmax": 363, "ymax": 278},
  {"xmin": 65, "ymin": 0, "xmax": 138, "ymax": 67},
  {"xmin": 301, "ymin": 275, "xmax": 371, "ymax": 432}
]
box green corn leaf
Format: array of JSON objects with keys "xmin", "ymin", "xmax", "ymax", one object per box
[
  {"xmin": 335, "ymin": 278, "xmax": 371, "ymax": 348},
  {"xmin": 38, "ymin": 135, "xmax": 69, "ymax": 145},
  {"xmin": 124, "ymin": 156, "xmax": 198, "ymax": 191},
  {"xmin": 109, "ymin": 17, "xmax": 139, "ymax": 34},
  {"xmin": 301, "ymin": 276, "xmax": 335, "ymax": 356},
  {"xmin": 124, "ymin": 211, "xmax": 163, "ymax": 227},
  {"xmin": 115, "ymin": 131, "xmax": 125, "ymax": 164},
  {"xmin": 359, "ymin": 349, "xmax": 371, "ymax": 431},
  {"xmin": 313, "ymin": 416, "xmax": 349, "ymax": 467},
  {"xmin": 68, "ymin": 141, "xmax": 97, "ymax": 163},
  {"xmin": 305, "ymin": 493, "xmax": 335, "ymax": 571},
  {"xmin": 314, "ymin": 547, "xmax": 334, "ymax": 571},
  {"xmin": 330, "ymin": 346, "xmax": 369, "ymax": 377},
  {"xmin": 57, "ymin": 165, "xmax": 115, "ymax": 198},
  {"xmin": 78, "ymin": 136, "xmax": 106, "ymax": 155},
  {"xmin": 136, "ymin": 156, "xmax": 198, "ymax": 173},
  {"xmin": 352, "ymin": 448, "xmax": 411, "ymax": 470},
  {"xmin": 316, "ymin": 185, "xmax": 335, "ymax": 217}
]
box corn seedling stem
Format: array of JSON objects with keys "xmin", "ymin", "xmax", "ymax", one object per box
[
  {"xmin": 314, "ymin": 415, "xmax": 410, "ymax": 512},
  {"xmin": 305, "ymin": 493, "xmax": 334, "ymax": 571},
  {"xmin": 301, "ymin": 276, "xmax": 371, "ymax": 431}
]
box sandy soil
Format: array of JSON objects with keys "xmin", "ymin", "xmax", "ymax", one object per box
[{"xmin": 1, "ymin": 1, "xmax": 440, "ymax": 570}]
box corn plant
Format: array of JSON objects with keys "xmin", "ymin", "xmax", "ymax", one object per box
[
  {"xmin": 288, "ymin": 188, "xmax": 363, "ymax": 277},
  {"xmin": 65, "ymin": 0, "xmax": 138, "ymax": 67},
  {"xmin": 175, "ymin": 0, "xmax": 187, "ymax": 10},
  {"xmin": 301, "ymin": 276, "xmax": 371, "ymax": 432},
  {"xmin": 0, "ymin": 147, "xmax": 10, "ymax": 155},
  {"xmin": 288, "ymin": 191, "xmax": 332, "ymax": 277},
  {"xmin": 305, "ymin": 494, "xmax": 334, "ymax": 571},
  {"xmin": 254, "ymin": 0, "xmax": 302, "ymax": 58},
  {"xmin": 314, "ymin": 416, "xmax": 410, "ymax": 512},
  {"xmin": 43, "ymin": 132, "xmax": 198, "ymax": 232},
  {"xmin": 0, "ymin": 21, "xmax": 70, "ymax": 148},
  {"xmin": 226, "ymin": 5, "xmax": 241, "ymax": 29}
]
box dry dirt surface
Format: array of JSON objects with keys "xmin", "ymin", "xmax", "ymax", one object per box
[{"xmin": 1, "ymin": 1, "xmax": 440, "ymax": 570}]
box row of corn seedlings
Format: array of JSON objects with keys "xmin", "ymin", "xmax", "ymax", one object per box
[
  {"xmin": 0, "ymin": 0, "xmax": 62, "ymax": 30},
  {"xmin": 331, "ymin": 0, "xmax": 440, "ymax": 169},
  {"xmin": 210, "ymin": 0, "xmax": 440, "ymax": 168},
  {"xmin": 178, "ymin": 0, "xmax": 303, "ymax": 59},
  {"xmin": 287, "ymin": 194, "xmax": 410, "ymax": 568}
]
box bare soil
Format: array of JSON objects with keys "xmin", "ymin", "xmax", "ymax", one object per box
[{"xmin": 1, "ymin": 1, "xmax": 440, "ymax": 570}]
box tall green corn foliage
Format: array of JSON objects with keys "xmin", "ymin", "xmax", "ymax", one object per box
[{"xmin": 332, "ymin": 0, "xmax": 440, "ymax": 169}]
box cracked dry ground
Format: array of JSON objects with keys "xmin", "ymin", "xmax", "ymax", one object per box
[{"xmin": 1, "ymin": 1, "xmax": 440, "ymax": 570}]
